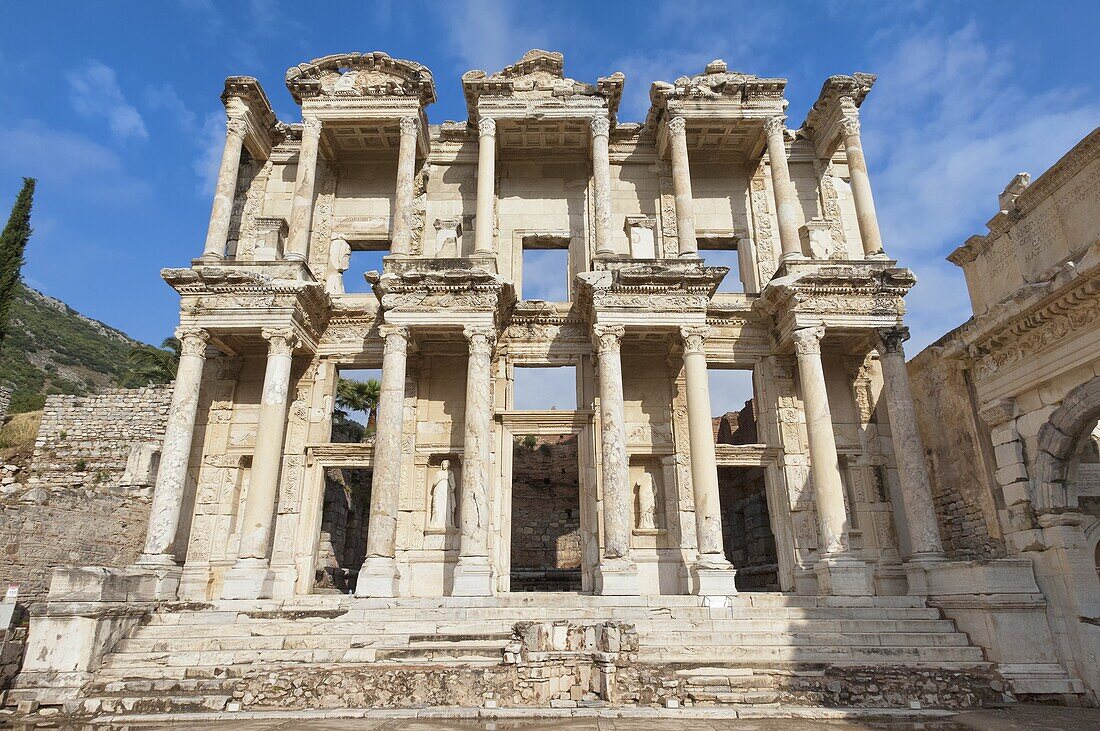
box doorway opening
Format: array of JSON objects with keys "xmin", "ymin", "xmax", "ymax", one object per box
[
  {"xmin": 510, "ymin": 432, "xmax": 582, "ymax": 591},
  {"xmin": 315, "ymin": 466, "xmax": 371, "ymax": 593}
]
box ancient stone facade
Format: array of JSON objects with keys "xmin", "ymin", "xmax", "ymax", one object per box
[
  {"xmin": 909, "ymin": 127, "xmax": 1100, "ymax": 700},
  {"xmin": 7, "ymin": 52, "xmax": 1090, "ymax": 718}
]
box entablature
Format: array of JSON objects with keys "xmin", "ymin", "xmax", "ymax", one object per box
[
  {"xmin": 801, "ymin": 73, "xmax": 876, "ymax": 159},
  {"xmin": 368, "ymin": 260, "xmax": 516, "ymax": 331}
]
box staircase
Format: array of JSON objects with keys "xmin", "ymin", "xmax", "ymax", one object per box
[{"xmin": 71, "ymin": 592, "xmax": 1000, "ymax": 717}]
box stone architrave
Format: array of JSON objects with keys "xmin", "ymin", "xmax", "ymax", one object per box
[
  {"xmin": 792, "ymin": 325, "xmax": 871, "ymax": 595},
  {"xmin": 666, "ymin": 116, "xmax": 698, "ymax": 258},
  {"xmin": 201, "ymin": 117, "xmax": 248, "ymax": 261},
  {"xmin": 875, "ymin": 327, "xmax": 945, "ymax": 588},
  {"xmin": 286, "ymin": 117, "xmax": 323, "ymax": 261},
  {"xmin": 593, "ymin": 324, "xmax": 639, "ymax": 595},
  {"xmin": 590, "ymin": 115, "xmax": 617, "ymax": 257},
  {"xmin": 357, "ymin": 325, "xmax": 409, "ymax": 597},
  {"xmin": 840, "ymin": 114, "xmax": 884, "ymax": 258},
  {"xmin": 138, "ymin": 328, "xmax": 209, "ymax": 565},
  {"xmin": 764, "ymin": 116, "xmax": 803, "ymax": 262},
  {"xmin": 681, "ymin": 326, "xmax": 738, "ymax": 595},
  {"xmin": 221, "ymin": 328, "xmax": 299, "ymax": 599},
  {"xmin": 452, "ymin": 326, "xmax": 496, "ymax": 596},
  {"xmin": 390, "ymin": 116, "xmax": 419, "ymax": 256},
  {"xmin": 474, "ymin": 117, "xmax": 497, "ymax": 254}
]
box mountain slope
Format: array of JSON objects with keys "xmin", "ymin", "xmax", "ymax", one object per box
[{"xmin": 0, "ymin": 282, "xmax": 146, "ymax": 412}]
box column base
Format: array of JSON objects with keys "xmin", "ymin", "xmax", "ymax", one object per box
[
  {"xmin": 220, "ymin": 558, "xmax": 275, "ymax": 600},
  {"xmin": 595, "ymin": 557, "xmax": 640, "ymax": 596},
  {"xmin": 866, "ymin": 250, "xmax": 890, "ymax": 260},
  {"xmin": 135, "ymin": 552, "xmax": 179, "ymax": 568},
  {"xmin": 815, "ymin": 553, "xmax": 874, "ymax": 597},
  {"xmin": 691, "ymin": 555, "xmax": 738, "ymax": 598},
  {"xmin": 128, "ymin": 560, "xmax": 182, "ymax": 601},
  {"xmin": 451, "ymin": 556, "xmax": 493, "ymax": 597},
  {"xmin": 903, "ymin": 553, "xmax": 947, "ymax": 596},
  {"xmin": 355, "ymin": 556, "xmax": 401, "ymax": 597}
]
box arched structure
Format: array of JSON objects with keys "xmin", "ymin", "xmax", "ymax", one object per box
[{"xmin": 1034, "ymin": 377, "xmax": 1100, "ymax": 513}]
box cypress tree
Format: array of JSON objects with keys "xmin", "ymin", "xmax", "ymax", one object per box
[{"xmin": 0, "ymin": 178, "xmax": 35, "ymax": 351}]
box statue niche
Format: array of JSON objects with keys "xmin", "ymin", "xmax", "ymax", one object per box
[{"xmin": 428, "ymin": 459, "xmax": 457, "ymax": 531}]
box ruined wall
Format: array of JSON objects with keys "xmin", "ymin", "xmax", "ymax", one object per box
[
  {"xmin": 907, "ymin": 345, "xmax": 1005, "ymax": 560},
  {"xmin": 510, "ymin": 434, "xmax": 581, "ymax": 570},
  {"xmin": 718, "ymin": 465, "xmax": 779, "ymax": 590},
  {"xmin": 0, "ymin": 386, "xmax": 172, "ymax": 602},
  {"xmin": 315, "ymin": 467, "xmax": 371, "ymax": 592}
]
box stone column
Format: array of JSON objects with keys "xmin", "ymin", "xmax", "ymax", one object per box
[
  {"xmin": 764, "ymin": 116, "xmax": 803, "ymax": 262},
  {"xmin": 201, "ymin": 117, "xmax": 248, "ymax": 261},
  {"xmin": 390, "ymin": 116, "xmax": 419, "ymax": 256},
  {"xmin": 680, "ymin": 326, "xmax": 738, "ymax": 595},
  {"xmin": 840, "ymin": 115, "xmax": 884, "ymax": 258},
  {"xmin": 667, "ymin": 116, "xmax": 698, "ymax": 258},
  {"xmin": 285, "ymin": 117, "xmax": 322, "ymax": 262},
  {"xmin": 792, "ymin": 326, "xmax": 871, "ymax": 595},
  {"xmin": 593, "ymin": 324, "xmax": 639, "ymax": 594},
  {"xmin": 138, "ymin": 328, "xmax": 209, "ymax": 565},
  {"xmin": 452, "ymin": 326, "xmax": 496, "ymax": 596},
  {"xmin": 474, "ymin": 117, "xmax": 497, "ymax": 255},
  {"xmin": 356, "ymin": 325, "xmax": 409, "ymax": 597},
  {"xmin": 222, "ymin": 328, "xmax": 298, "ymax": 599},
  {"xmin": 591, "ymin": 115, "xmax": 617, "ymax": 258},
  {"xmin": 875, "ymin": 327, "xmax": 945, "ymax": 591}
]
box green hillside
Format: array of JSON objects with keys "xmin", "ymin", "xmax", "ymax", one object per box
[{"xmin": 0, "ymin": 282, "xmax": 146, "ymax": 412}]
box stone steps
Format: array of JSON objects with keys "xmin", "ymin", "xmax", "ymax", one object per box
[
  {"xmin": 638, "ymin": 644, "xmax": 986, "ymax": 664},
  {"xmin": 640, "ymin": 631, "xmax": 973, "ymax": 647}
]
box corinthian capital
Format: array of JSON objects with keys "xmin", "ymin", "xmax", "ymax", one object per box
[
  {"xmin": 175, "ymin": 327, "xmax": 210, "ymax": 357},
  {"xmin": 839, "ymin": 115, "xmax": 861, "ymax": 137},
  {"xmin": 763, "ymin": 115, "xmax": 787, "ymax": 137},
  {"xmin": 590, "ymin": 115, "xmax": 610, "ymax": 138},
  {"xmin": 399, "ymin": 116, "xmax": 419, "ymax": 137},
  {"xmin": 463, "ymin": 326, "xmax": 496, "ymax": 355},
  {"xmin": 478, "ymin": 117, "xmax": 497, "ymax": 138},
  {"xmin": 302, "ymin": 117, "xmax": 323, "ymax": 136},
  {"xmin": 680, "ymin": 325, "xmax": 710, "ymax": 355},
  {"xmin": 791, "ymin": 325, "xmax": 825, "ymax": 356},
  {"xmin": 666, "ymin": 116, "xmax": 687, "ymax": 137},
  {"xmin": 379, "ymin": 324, "xmax": 410, "ymax": 355},
  {"xmin": 261, "ymin": 327, "xmax": 300, "ymax": 356},
  {"xmin": 226, "ymin": 116, "xmax": 249, "ymax": 138},
  {"xmin": 592, "ymin": 324, "xmax": 625, "ymax": 354},
  {"xmin": 875, "ymin": 326, "xmax": 910, "ymax": 356}
]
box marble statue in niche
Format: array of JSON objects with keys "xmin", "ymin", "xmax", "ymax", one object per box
[
  {"xmin": 325, "ymin": 237, "xmax": 352, "ymax": 295},
  {"xmin": 429, "ymin": 460, "xmax": 456, "ymax": 530},
  {"xmin": 635, "ymin": 472, "xmax": 657, "ymax": 531}
]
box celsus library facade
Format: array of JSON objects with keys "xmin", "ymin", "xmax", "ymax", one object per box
[{"xmin": 10, "ymin": 50, "xmax": 1099, "ymax": 715}]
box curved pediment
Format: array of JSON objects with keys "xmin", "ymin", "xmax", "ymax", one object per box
[{"xmin": 286, "ymin": 51, "xmax": 436, "ymax": 106}]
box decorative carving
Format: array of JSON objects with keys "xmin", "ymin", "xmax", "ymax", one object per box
[
  {"xmin": 464, "ymin": 326, "xmax": 496, "ymax": 355},
  {"xmin": 478, "ymin": 117, "xmax": 497, "ymax": 137},
  {"xmin": 175, "ymin": 328, "xmax": 210, "ymax": 356},
  {"xmin": 325, "ymin": 237, "xmax": 351, "ymax": 294},
  {"xmin": 380, "ymin": 325, "xmax": 410, "ymax": 354},
  {"xmin": 262, "ymin": 328, "xmax": 299, "ymax": 356},
  {"xmin": 302, "ymin": 117, "xmax": 323, "ymax": 135},
  {"xmin": 226, "ymin": 116, "xmax": 248, "ymax": 138},
  {"xmin": 592, "ymin": 324, "xmax": 625, "ymax": 354},
  {"xmin": 399, "ymin": 116, "xmax": 419, "ymax": 137},
  {"xmin": 875, "ymin": 326, "xmax": 909, "ymax": 356},
  {"xmin": 590, "ymin": 116, "xmax": 610, "ymax": 138},
  {"xmin": 680, "ymin": 325, "xmax": 709, "ymax": 354},
  {"xmin": 666, "ymin": 116, "xmax": 686, "ymax": 136},
  {"xmin": 750, "ymin": 165, "xmax": 778, "ymax": 282},
  {"xmin": 840, "ymin": 116, "xmax": 861, "ymax": 137},
  {"xmin": 763, "ymin": 115, "xmax": 786, "ymax": 136},
  {"xmin": 791, "ymin": 326, "xmax": 824, "ymax": 355}
]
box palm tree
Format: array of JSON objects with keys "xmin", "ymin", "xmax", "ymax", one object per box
[
  {"xmin": 335, "ymin": 377, "xmax": 381, "ymax": 439},
  {"xmin": 120, "ymin": 337, "xmax": 180, "ymax": 387}
]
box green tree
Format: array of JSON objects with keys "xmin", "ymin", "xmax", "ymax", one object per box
[
  {"xmin": 335, "ymin": 377, "xmax": 381, "ymax": 438},
  {"xmin": 0, "ymin": 178, "xmax": 36, "ymax": 351},
  {"xmin": 120, "ymin": 337, "xmax": 180, "ymax": 387}
]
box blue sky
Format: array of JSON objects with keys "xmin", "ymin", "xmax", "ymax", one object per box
[{"xmin": 2, "ymin": 0, "xmax": 1097, "ymax": 367}]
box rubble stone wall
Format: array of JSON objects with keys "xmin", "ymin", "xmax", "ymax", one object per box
[
  {"xmin": 0, "ymin": 386, "xmax": 172, "ymax": 602},
  {"xmin": 511, "ymin": 435, "xmax": 581, "ymax": 570},
  {"xmin": 907, "ymin": 345, "xmax": 1006, "ymax": 560}
]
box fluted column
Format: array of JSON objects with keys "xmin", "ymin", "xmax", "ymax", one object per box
[
  {"xmin": 452, "ymin": 326, "xmax": 496, "ymax": 596},
  {"xmin": 667, "ymin": 116, "xmax": 698, "ymax": 258},
  {"xmin": 593, "ymin": 324, "xmax": 639, "ymax": 594},
  {"xmin": 390, "ymin": 116, "xmax": 419, "ymax": 256},
  {"xmin": 201, "ymin": 117, "xmax": 247, "ymax": 261},
  {"xmin": 474, "ymin": 117, "xmax": 497, "ymax": 255},
  {"xmin": 680, "ymin": 326, "xmax": 738, "ymax": 595},
  {"xmin": 792, "ymin": 326, "xmax": 871, "ymax": 595},
  {"xmin": 590, "ymin": 115, "xmax": 617, "ymax": 258},
  {"xmin": 286, "ymin": 117, "xmax": 322, "ymax": 262},
  {"xmin": 357, "ymin": 325, "xmax": 409, "ymax": 597},
  {"xmin": 840, "ymin": 115, "xmax": 884, "ymax": 258},
  {"xmin": 222, "ymin": 328, "xmax": 298, "ymax": 599},
  {"xmin": 764, "ymin": 116, "xmax": 803, "ymax": 262},
  {"xmin": 875, "ymin": 327, "xmax": 945, "ymax": 560},
  {"xmin": 138, "ymin": 328, "xmax": 209, "ymax": 565}
]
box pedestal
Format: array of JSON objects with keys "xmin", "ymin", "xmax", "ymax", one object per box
[
  {"xmin": 354, "ymin": 556, "xmax": 400, "ymax": 597},
  {"xmin": 903, "ymin": 554, "xmax": 946, "ymax": 596},
  {"xmin": 595, "ymin": 557, "xmax": 639, "ymax": 596},
  {"xmin": 815, "ymin": 554, "xmax": 873, "ymax": 596},
  {"xmin": 451, "ymin": 556, "xmax": 493, "ymax": 596},
  {"xmin": 692, "ymin": 560, "xmax": 738, "ymax": 597},
  {"xmin": 220, "ymin": 558, "xmax": 274, "ymax": 600}
]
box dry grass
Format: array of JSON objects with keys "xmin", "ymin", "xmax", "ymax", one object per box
[{"xmin": 0, "ymin": 410, "xmax": 42, "ymax": 455}]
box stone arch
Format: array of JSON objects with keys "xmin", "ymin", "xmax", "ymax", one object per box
[{"xmin": 1032, "ymin": 375, "xmax": 1100, "ymax": 513}]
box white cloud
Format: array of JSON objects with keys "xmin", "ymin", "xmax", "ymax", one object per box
[
  {"xmin": 194, "ymin": 112, "xmax": 228, "ymax": 197},
  {"xmin": 145, "ymin": 83, "xmax": 198, "ymax": 133},
  {"xmin": 66, "ymin": 60, "xmax": 148, "ymax": 140},
  {"xmin": 861, "ymin": 22, "xmax": 1100, "ymax": 351},
  {"xmin": 443, "ymin": 0, "xmax": 550, "ymax": 77}
]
